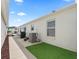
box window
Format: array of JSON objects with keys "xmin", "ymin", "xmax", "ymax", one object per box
[
  {"xmin": 24, "ymin": 27, "xmax": 26, "ymax": 32},
  {"xmin": 47, "ymin": 21, "xmax": 55, "ymax": 27},
  {"xmin": 47, "ymin": 20, "xmax": 55, "ymax": 36},
  {"xmin": 31, "ymin": 25, "xmax": 34, "ymax": 31}
]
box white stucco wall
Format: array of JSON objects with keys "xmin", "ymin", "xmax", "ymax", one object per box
[
  {"xmin": 1, "ymin": 17, "xmax": 7, "ymax": 47},
  {"xmin": 19, "ymin": 4, "xmax": 77, "ymax": 52}
]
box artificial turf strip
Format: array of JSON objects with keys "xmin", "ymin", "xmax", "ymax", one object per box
[{"xmin": 26, "ymin": 42, "xmax": 77, "ymax": 59}]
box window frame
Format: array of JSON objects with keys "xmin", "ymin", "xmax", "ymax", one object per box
[
  {"xmin": 47, "ymin": 20, "xmax": 55, "ymax": 37},
  {"xmin": 31, "ymin": 25, "xmax": 34, "ymax": 31}
]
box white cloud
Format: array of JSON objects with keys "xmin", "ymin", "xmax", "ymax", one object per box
[
  {"xmin": 17, "ymin": 12, "xmax": 26, "ymax": 16},
  {"xmin": 10, "ymin": 11, "xmax": 15, "ymax": 14},
  {"xmin": 63, "ymin": 0, "xmax": 73, "ymax": 2},
  {"xmin": 15, "ymin": 0, "xmax": 24, "ymax": 3}
]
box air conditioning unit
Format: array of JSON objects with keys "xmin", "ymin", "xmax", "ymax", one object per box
[{"xmin": 29, "ymin": 33, "xmax": 39, "ymax": 43}]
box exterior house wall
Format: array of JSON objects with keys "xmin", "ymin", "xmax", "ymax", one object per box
[
  {"xmin": 1, "ymin": 17, "xmax": 7, "ymax": 47},
  {"xmin": 1, "ymin": 0, "xmax": 9, "ymax": 48},
  {"xmin": 1, "ymin": 0, "xmax": 9, "ymax": 25},
  {"xmin": 17, "ymin": 27, "xmax": 21, "ymax": 35},
  {"xmin": 41, "ymin": 5, "xmax": 77, "ymax": 52},
  {"xmin": 18, "ymin": 4, "xmax": 77, "ymax": 52},
  {"xmin": 18, "ymin": 24, "xmax": 27, "ymax": 36}
]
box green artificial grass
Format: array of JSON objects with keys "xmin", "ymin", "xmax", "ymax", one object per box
[{"xmin": 26, "ymin": 42, "xmax": 77, "ymax": 59}]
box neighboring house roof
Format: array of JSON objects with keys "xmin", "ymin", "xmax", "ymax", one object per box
[{"xmin": 18, "ymin": 3, "xmax": 76, "ymax": 28}]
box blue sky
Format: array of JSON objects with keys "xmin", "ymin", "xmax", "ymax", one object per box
[{"xmin": 9, "ymin": 0, "xmax": 75, "ymax": 27}]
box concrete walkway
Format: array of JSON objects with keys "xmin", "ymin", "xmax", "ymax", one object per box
[
  {"xmin": 9, "ymin": 36, "xmax": 40, "ymax": 59},
  {"xmin": 13, "ymin": 35, "xmax": 42, "ymax": 47},
  {"xmin": 9, "ymin": 36, "xmax": 28, "ymax": 59}
]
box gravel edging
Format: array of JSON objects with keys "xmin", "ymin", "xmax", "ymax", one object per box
[{"xmin": 1, "ymin": 35, "xmax": 10, "ymax": 59}]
